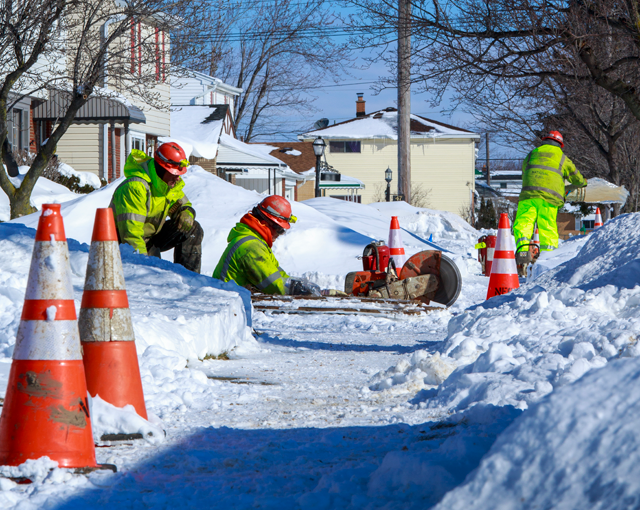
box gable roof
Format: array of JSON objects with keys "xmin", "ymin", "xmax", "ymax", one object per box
[{"xmin": 301, "ymin": 107, "xmax": 479, "ymax": 140}]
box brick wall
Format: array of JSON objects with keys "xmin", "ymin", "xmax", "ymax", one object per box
[
  {"xmin": 296, "ymin": 180, "xmax": 315, "ymax": 201},
  {"xmin": 107, "ymin": 128, "xmax": 122, "ymax": 181},
  {"xmin": 189, "ymin": 156, "xmax": 217, "ymax": 173}
]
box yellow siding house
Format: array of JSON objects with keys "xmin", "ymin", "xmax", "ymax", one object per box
[{"xmin": 300, "ymin": 101, "xmax": 479, "ymax": 216}]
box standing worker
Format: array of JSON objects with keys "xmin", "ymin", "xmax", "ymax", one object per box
[
  {"xmin": 110, "ymin": 142, "xmax": 203, "ymax": 273},
  {"xmin": 513, "ymin": 131, "xmax": 587, "ymax": 275},
  {"xmin": 214, "ymin": 196, "xmax": 321, "ymax": 295}
]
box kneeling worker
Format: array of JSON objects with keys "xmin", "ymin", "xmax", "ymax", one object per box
[
  {"xmin": 214, "ymin": 196, "xmax": 317, "ymax": 295},
  {"xmin": 110, "ymin": 142, "xmax": 203, "ymax": 273}
]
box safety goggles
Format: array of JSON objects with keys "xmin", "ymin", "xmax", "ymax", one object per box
[
  {"xmin": 264, "ymin": 205, "xmax": 297, "ymax": 224},
  {"xmin": 156, "ymin": 151, "xmax": 189, "ymax": 168}
]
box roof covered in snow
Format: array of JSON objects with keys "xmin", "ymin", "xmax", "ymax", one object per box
[
  {"xmin": 301, "ymin": 108, "xmax": 479, "ymax": 141},
  {"xmin": 249, "ymin": 142, "xmax": 316, "ymax": 174},
  {"xmin": 160, "ymin": 105, "xmax": 225, "ymax": 159},
  {"xmin": 217, "ymin": 135, "xmax": 288, "ymax": 168}
]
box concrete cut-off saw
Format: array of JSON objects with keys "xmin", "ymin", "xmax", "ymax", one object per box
[
  {"xmin": 344, "ymin": 241, "xmax": 462, "ymax": 307},
  {"xmin": 252, "ymin": 241, "xmax": 462, "ymax": 318}
]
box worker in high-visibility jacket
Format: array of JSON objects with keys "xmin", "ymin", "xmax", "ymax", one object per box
[
  {"xmin": 109, "ymin": 142, "xmax": 203, "ymax": 273},
  {"xmin": 513, "ymin": 131, "xmax": 587, "ymax": 274},
  {"xmin": 213, "ymin": 195, "xmax": 296, "ymax": 294}
]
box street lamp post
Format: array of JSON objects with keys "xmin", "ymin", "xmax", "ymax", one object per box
[
  {"xmin": 313, "ymin": 137, "xmax": 326, "ymax": 198},
  {"xmin": 385, "ymin": 166, "xmax": 392, "ymax": 202}
]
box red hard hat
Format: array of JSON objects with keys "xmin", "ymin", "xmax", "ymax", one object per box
[
  {"xmin": 257, "ymin": 195, "xmax": 296, "ymax": 230},
  {"xmin": 155, "ymin": 142, "xmax": 188, "ymax": 175},
  {"xmin": 541, "ymin": 131, "xmax": 564, "ymax": 148}
]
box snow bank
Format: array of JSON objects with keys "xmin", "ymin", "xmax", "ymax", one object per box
[
  {"xmin": 373, "ymin": 213, "xmax": 640, "ymax": 413},
  {"xmin": 0, "ymin": 222, "xmax": 255, "ymax": 400},
  {"xmin": 435, "ymin": 356, "xmax": 640, "ymax": 510},
  {"xmin": 89, "ymin": 395, "xmax": 165, "ymax": 445},
  {"xmin": 0, "ymin": 168, "xmax": 79, "ymax": 221},
  {"xmin": 11, "ymin": 167, "xmax": 380, "ymax": 281},
  {"xmin": 57, "ymin": 163, "xmax": 102, "ymax": 189}
]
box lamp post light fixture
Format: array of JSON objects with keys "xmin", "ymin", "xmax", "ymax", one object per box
[
  {"xmin": 313, "ymin": 137, "xmax": 326, "ymax": 198},
  {"xmin": 385, "ymin": 166, "xmax": 392, "ymax": 202}
]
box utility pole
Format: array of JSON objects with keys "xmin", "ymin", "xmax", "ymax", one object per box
[
  {"xmin": 485, "ymin": 132, "xmax": 491, "ymax": 187},
  {"xmin": 397, "ymin": 0, "xmax": 411, "ymax": 203}
]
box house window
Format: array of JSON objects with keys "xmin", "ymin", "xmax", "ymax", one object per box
[
  {"xmin": 131, "ymin": 132, "xmax": 145, "ymax": 153},
  {"xmin": 500, "ymin": 182, "xmax": 507, "ymax": 189},
  {"xmin": 582, "ymin": 220, "xmax": 595, "ymax": 230},
  {"xmin": 8, "ymin": 108, "xmax": 24, "ymax": 151},
  {"xmin": 329, "ymin": 141, "xmax": 361, "ymax": 153}
]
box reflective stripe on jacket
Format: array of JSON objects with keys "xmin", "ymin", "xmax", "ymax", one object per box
[
  {"xmin": 519, "ymin": 144, "xmax": 587, "ymax": 207},
  {"xmin": 109, "ymin": 149, "xmax": 192, "ymax": 254},
  {"xmin": 213, "ymin": 222, "xmax": 289, "ymax": 294}
]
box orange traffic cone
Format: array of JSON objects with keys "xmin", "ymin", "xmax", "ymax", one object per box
[
  {"xmin": 486, "ymin": 213, "xmax": 519, "ymax": 299},
  {"xmin": 533, "ymin": 225, "xmax": 540, "ymax": 248},
  {"xmin": 79, "ymin": 208, "xmax": 147, "ymax": 420},
  {"xmin": 388, "ymin": 216, "xmax": 406, "ymax": 269},
  {"xmin": 594, "ymin": 207, "xmax": 603, "ymax": 228},
  {"xmin": 0, "ymin": 204, "xmax": 99, "ymax": 468}
]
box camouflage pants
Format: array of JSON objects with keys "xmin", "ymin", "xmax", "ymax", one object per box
[{"xmin": 147, "ymin": 219, "xmax": 203, "ymax": 273}]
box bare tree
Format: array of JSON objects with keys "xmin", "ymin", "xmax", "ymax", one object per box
[
  {"xmin": 0, "ymin": 0, "xmax": 203, "ymax": 218},
  {"xmin": 348, "ymin": 0, "xmax": 640, "ymax": 126},
  {"xmin": 189, "ymin": 0, "xmax": 350, "ymax": 141}
]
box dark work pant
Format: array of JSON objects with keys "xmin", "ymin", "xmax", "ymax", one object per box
[{"xmin": 147, "ymin": 219, "xmax": 203, "ymax": 273}]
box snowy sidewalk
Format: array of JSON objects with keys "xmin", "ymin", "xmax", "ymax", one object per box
[{"xmin": 3, "ymin": 300, "xmax": 517, "ymax": 509}]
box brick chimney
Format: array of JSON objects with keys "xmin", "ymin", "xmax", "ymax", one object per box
[{"xmin": 356, "ymin": 93, "xmax": 366, "ymax": 117}]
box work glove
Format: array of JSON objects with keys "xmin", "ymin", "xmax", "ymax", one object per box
[
  {"xmin": 321, "ymin": 289, "xmax": 348, "ymax": 297},
  {"xmin": 285, "ymin": 277, "xmax": 322, "ymax": 296},
  {"xmin": 176, "ymin": 208, "xmax": 195, "ymax": 233}
]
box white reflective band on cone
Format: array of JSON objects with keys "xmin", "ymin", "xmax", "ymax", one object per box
[
  {"xmin": 25, "ymin": 242, "xmax": 74, "ymax": 300},
  {"xmin": 388, "ymin": 231, "xmax": 406, "ymax": 267},
  {"xmin": 495, "ymin": 229, "xmax": 516, "ymax": 251},
  {"xmin": 490, "ymin": 258, "xmax": 518, "ymax": 275},
  {"xmin": 84, "ymin": 241, "xmax": 126, "ymax": 291},
  {"xmin": 14, "ymin": 320, "xmax": 82, "ymax": 360}
]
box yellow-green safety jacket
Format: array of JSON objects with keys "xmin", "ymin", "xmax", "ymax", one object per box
[
  {"xmin": 109, "ymin": 149, "xmax": 193, "ymax": 254},
  {"xmin": 213, "ymin": 222, "xmax": 289, "ymax": 294},
  {"xmin": 520, "ymin": 144, "xmax": 587, "ymax": 207}
]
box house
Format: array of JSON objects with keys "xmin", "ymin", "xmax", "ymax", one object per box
[
  {"xmin": 31, "ymin": 17, "xmax": 173, "ymax": 182},
  {"xmin": 171, "ymin": 69, "xmax": 241, "ymax": 136},
  {"xmin": 299, "ymin": 94, "xmax": 480, "ymax": 214},
  {"xmin": 255, "ymin": 142, "xmax": 365, "ymax": 202}
]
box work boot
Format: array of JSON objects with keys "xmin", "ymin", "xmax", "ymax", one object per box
[{"xmin": 516, "ymin": 251, "xmax": 532, "ymax": 277}]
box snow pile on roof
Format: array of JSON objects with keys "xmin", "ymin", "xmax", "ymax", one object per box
[
  {"xmin": 372, "ymin": 213, "xmax": 640, "ymax": 413},
  {"xmin": 58, "ymin": 162, "xmax": 102, "ymax": 189},
  {"xmin": 304, "ymin": 110, "xmax": 476, "ymax": 140},
  {"xmin": 434, "ymin": 356, "xmax": 640, "ymax": 509},
  {"xmin": 162, "ymin": 106, "xmax": 224, "ymax": 159},
  {"xmin": 218, "ymin": 134, "xmax": 286, "ymax": 166}
]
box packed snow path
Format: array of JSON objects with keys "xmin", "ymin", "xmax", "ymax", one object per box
[{"xmin": 2, "ymin": 302, "xmax": 515, "ymax": 509}]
